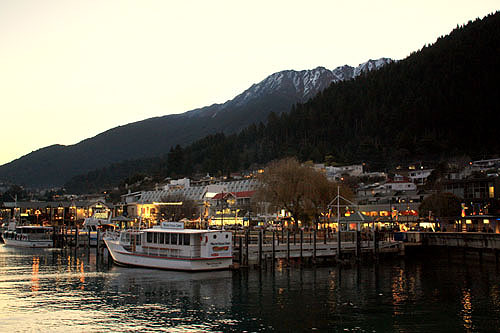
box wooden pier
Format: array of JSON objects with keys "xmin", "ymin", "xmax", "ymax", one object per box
[{"xmin": 232, "ymin": 230, "xmax": 402, "ymax": 266}]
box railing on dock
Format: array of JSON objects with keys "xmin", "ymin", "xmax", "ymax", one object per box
[{"xmin": 231, "ymin": 229, "xmax": 400, "ymax": 266}]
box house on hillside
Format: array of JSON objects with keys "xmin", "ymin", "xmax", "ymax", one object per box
[{"xmin": 385, "ymin": 175, "xmax": 417, "ymax": 192}]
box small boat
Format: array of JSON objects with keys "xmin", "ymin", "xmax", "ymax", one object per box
[
  {"xmin": 104, "ymin": 222, "xmax": 233, "ymax": 271},
  {"xmin": 2, "ymin": 222, "xmax": 53, "ymax": 248},
  {"xmin": 81, "ymin": 210, "xmax": 113, "ymax": 246}
]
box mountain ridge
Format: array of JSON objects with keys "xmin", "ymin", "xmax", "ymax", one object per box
[
  {"xmin": 0, "ymin": 58, "xmax": 391, "ymax": 187},
  {"xmin": 63, "ymin": 11, "xmax": 500, "ymax": 194}
]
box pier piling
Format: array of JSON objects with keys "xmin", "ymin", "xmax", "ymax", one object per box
[
  {"xmin": 272, "ymin": 231, "xmax": 276, "ymax": 263},
  {"xmin": 313, "ymin": 229, "xmax": 317, "ymax": 262},
  {"xmin": 300, "ymin": 229, "xmax": 303, "ymax": 261},
  {"xmin": 287, "ymin": 230, "xmax": 290, "ymax": 263}
]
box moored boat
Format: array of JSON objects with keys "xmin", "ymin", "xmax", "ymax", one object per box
[
  {"xmin": 81, "ymin": 209, "xmax": 113, "ymax": 246},
  {"xmin": 104, "ymin": 222, "xmax": 233, "ymax": 271},
  {"xmin": 2, "ymin": 225, "xmax": 53, "ymax": 248}
]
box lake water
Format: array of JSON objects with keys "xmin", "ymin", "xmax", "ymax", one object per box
[{"xmin": 0, "ymin": 245, "xmax": 499, "ymax": 332}]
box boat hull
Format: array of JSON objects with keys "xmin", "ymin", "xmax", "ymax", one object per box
[
  {"xmin": 3, "ymin": 238, "xmax": 52, "ymax": 248},
  {"xmin": 104, "ymin": 239, "xmax": 232, "ymax": 271}
]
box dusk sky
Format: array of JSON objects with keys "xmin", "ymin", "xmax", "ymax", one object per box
[{"xmin": 0, "ymin": 1, "xmax": 498, "ymax": 166}]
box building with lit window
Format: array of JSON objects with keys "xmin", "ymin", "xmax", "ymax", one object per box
[{"xmin": 443, "ymin": 176, "xmax": 500, "ymax": 216}]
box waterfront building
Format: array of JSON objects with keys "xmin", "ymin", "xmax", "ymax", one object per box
[
  {"xmin": 0, "ymin": 200, "xmax": 113, "ymax": 227},
  {"xmin": 117, "ymin": 177, "xmax": 260, "ymax": 226},
  {"xmin": 443, "ymin": 176, "xmax": 500, "ymax": 216}
]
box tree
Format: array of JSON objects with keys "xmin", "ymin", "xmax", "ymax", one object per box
[
  {"xmin": 304, "ymin": 169, "xmax": 353, "ymax": 228},
  {"xmin": 257, "ymin": 157, "xmax": 351, "ymax": 229},
  {"xmin": 159, "ymin": 194, "xmax": 198, "ymax": 221},
  {"xmin": 419, "ymin": 192, "xmax": 461, "ymax": 221},
  {"xmin": 257, "ymin": 158, "xmax": 307, "ymax": 228}
]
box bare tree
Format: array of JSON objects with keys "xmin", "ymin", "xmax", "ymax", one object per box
[
  {"xmin": 257, "ymin": 157, "xmax": 352, "ymax": 229},
  {"xmin": 159, "ymin": 194, "xmax": 198, "ymax": 221},
  {"xmin": 304, "ymin": 170, "xmax": 353, "ymax": 228}
]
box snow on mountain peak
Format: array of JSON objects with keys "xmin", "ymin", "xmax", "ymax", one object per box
[{"xmin": 230, "ymin": 58, "xmax": 392, "ymax": 108}]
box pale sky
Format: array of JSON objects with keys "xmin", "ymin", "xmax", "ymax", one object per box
[{"xmin": 0, "ymin": 1, "xmax": 498, "ymax": 165}]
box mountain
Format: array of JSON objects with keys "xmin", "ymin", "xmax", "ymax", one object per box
[
  {"xmin": 0, "ymin": 59, "xmax": 391, "ymax": 188},
  {"xmin": 63, "ymin": 11, "xmax": 500, "ymax": 194}
]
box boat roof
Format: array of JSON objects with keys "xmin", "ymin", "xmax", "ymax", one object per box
[{"xmin": 142, "ymin": 227, "xmax": 230, "ymax": 234}]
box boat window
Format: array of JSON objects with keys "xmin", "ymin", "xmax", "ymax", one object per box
[
  {"xmin": 147, "ymin": 232, "xmax": 153, "ymax": 243},
  {"xmin": 121, "ymin": 233, "xmax": 129, "ymax": 243},
  {"xmin": 164, "ymin": 233, "xmax": 170, "ymax": 244},
  {"xmin": 184, "ymin": 234, "xmax": 190, "ymax": 246},
  {"xmin": 178, "ymin": 234, "xmax": 184, "ymax": 245},
  {"xmin": 159, "ymin": 233, "xmax": 164, "ymax": 244},
  {"xmin": 213, "ymin": 234, "xmax": 217, "ymax": 239},
  {"xmin": 153, "ymin": 232, "xmax": 158, "ymax": 243},
  {"xmin": 171, "ymin": 233, "xmax": 178, "ymax": 245},
  {"xmin": 225, "ymin": 234, "xmax": 229, "ymax": 239}
]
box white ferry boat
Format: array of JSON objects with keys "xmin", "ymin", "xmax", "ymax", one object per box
[
  {"xmin": 2, "ymin": 224, "xmax": 53, "ymax": 248},
  {"xmin": 104, "ymin": 222, "xmax": 233, "ymax": 271}
]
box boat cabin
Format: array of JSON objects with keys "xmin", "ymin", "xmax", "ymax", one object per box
[
  {"xmin": 119, "ymin": 222, "xmax": 232, "ymax": 259},
  {"xmin": 4, "ymin": 226, "xmax": 52, "ymax": 241}
]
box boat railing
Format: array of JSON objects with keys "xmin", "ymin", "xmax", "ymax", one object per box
[{"xmin": 103, "ymin": 230, "xmax": 120, "ymax": 240}]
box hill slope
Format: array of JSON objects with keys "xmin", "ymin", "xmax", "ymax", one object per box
[
  {"xmin": 0, "ymin": 59, "xmax": 390, "ymax": 187},
  {"xmin": 64, "ymin": 11, "xmax": 500, "ymax": 193}
]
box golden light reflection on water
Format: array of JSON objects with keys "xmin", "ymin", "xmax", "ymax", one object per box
[
  {"xmin": 490, "ymin": 285, "xmax": 500, "ymax": 308},
  {"xmin": 461, "ymin": 288, "xmax": 474, "ymax": 331},
  {"xmin": 391, "ymin": 268, "xmax": 408, "ymax": 315},
  {"xmin": 78, "ymin": 258, "xmax": 85, "ymax": 290},
  {"xmin": 67, "ymin": 255, "xmax": 72, "ymax": 273},
  {"xmin": 30, "ymin": 257, "xmax": 40, "ymax": 292}
]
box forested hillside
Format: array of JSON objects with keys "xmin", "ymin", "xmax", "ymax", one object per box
[{"xmin": 66, "ymin": 12, "xmax": 500, "ymax": 193}]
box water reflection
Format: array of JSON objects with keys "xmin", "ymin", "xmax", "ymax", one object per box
[
  {"xmin": 1, "ymin": 245, "xmax": 500, "ymax": 331},
  {"xmin": 31, "ymin": 257, "xmax": 39, "ymax": 292},
  {"xmin": 461, "ymin": 288, "xmax": 474, "ymax": 331},
  {"xmin": 78, "ymin": 259, "xmax": 85, "ymax": 289}
]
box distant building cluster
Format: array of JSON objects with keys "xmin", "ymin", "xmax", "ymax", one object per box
[{"xmin": 1, "ymin": 158, "xmax": 499, "ymax": 233}]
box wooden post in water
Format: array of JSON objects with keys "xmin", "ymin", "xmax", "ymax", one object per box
[
  {"xmin": 245, "ymin": 230, "xmax": 249, "ymax": 266},
  {"xmin": 272, "ymin": 231, "xmax": 276, "ymax": 263},
  {"xmin": 355, "ymin": 230, "xmax": 361, "ymax": 259},
  {"xmin": 373, "ymin": 229, "xmax": 378, "ymax": 258},
  {"xmin": 75, "ymin": 226, "xmax": 79, "ymax": 249},
  {"xmin": 258, "ymin": 229, "xmax": 263, "ymax": 267},
  {"xmin": 300, "ymin": 229, "xmax": 303, "ymax": 261},
  {"xmin": 239, "ymin": 236, "xmax": 243, "ymax": 264},
  {"xmin": 287, "ymin": 230, "xmax": 290, "ymax": 263},
  {"xmin": 96, "ymin": 230, "xmax": 100, "ymax": 258},
  {"xmin": 313, "ymin": 228, "xmax": 317, "ymax": 262},
  {"xmin": 324, "ymin": 229, "xmax": 327, "ymax": 245}
]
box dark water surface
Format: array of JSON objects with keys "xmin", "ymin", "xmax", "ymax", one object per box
[{"xmin": 1, "ymin": 245, "xmax": 499, "ymax": 332}]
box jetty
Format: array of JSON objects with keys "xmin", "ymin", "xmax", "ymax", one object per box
[{"xmin": 232, "ymin": 229, "xmax": 402, "ymax": 266}]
